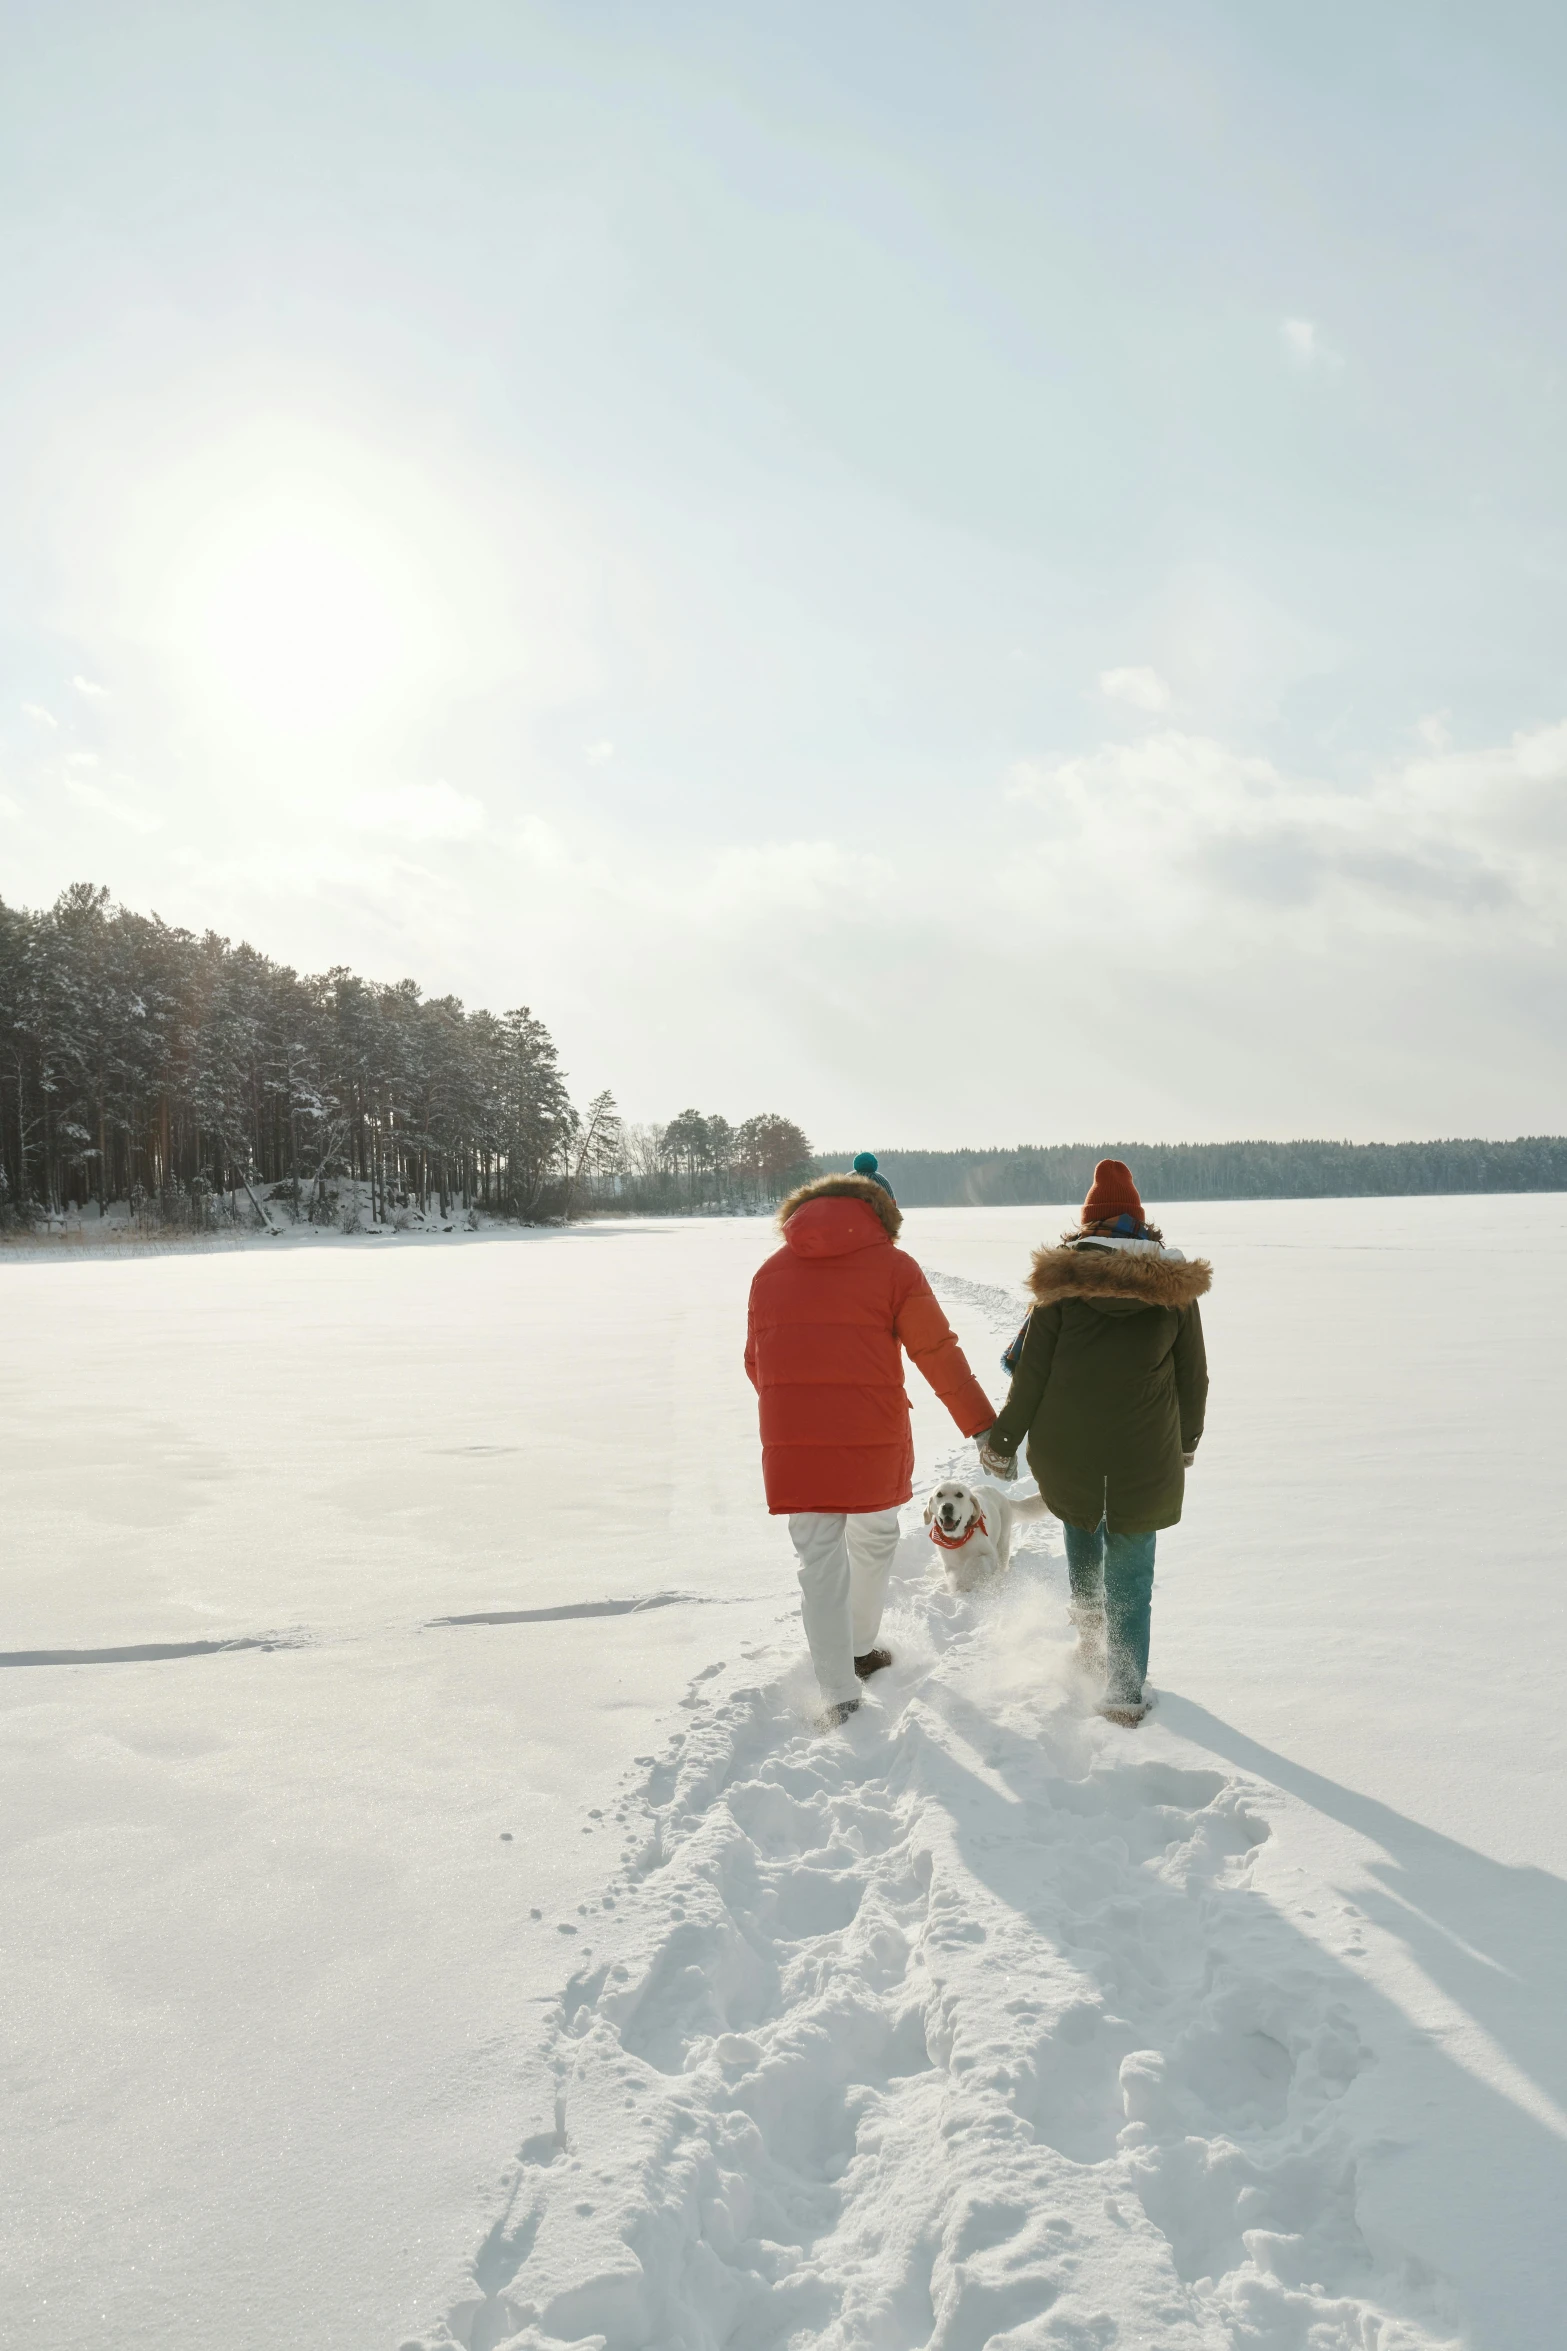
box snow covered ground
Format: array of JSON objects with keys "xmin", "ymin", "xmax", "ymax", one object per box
[{"xmin": 4, "ymin": 1198, "xmax": 1565, "ymax": 2349}]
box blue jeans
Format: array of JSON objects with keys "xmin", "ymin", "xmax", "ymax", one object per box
[{"xmin": 1062, "ymin": 1519, "xmax": 1157, "ymax": 1703}]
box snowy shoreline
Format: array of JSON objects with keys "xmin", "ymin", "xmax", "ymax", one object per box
[
  {"xmin": 0, "ymin": 1207, "xmax": 775, "ymax": 1264},
  {"xmin": 4, "ymin": 1183, "xmax": 1563, "ymax": 1267}
]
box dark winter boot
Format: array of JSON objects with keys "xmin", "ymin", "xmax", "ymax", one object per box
[
  {"xmin": 818, "ymin": 1697, "xmax": 862, "ymax": 1730},
  {"xmin": 854, "ymin": 1647, "xmax": 893, "ymax": 1679}
]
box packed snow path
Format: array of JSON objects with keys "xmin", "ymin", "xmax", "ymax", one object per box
[{"xmin": 422, "ymin": 1475, "xmax": 1459, "ymax": 2351}]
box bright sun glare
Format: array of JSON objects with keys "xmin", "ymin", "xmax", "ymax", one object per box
[{"xmin": 169, "ymin": 489, "xmax": 436, "ymax": 738}]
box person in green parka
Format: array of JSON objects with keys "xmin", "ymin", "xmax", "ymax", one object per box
[{"xmin": 978, "ymin": 1159, "xmax": 1210, "ymax": 1726}]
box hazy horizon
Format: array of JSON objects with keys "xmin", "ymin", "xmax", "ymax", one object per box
[{"xmin": 5, "ymin": 4, "xmax": 1567, "ymax": 1146}]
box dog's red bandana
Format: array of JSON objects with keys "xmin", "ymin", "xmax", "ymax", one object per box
[{"xmin": 930, "ymin": 1508, "xmax": 987, "ymax": 1552}]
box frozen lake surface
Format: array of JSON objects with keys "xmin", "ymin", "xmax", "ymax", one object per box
[{"xmin": 3, "ymin": 1197, "xmax": 1564, "ymax": 2348}]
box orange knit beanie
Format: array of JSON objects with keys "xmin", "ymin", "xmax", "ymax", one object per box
[{"xmin": 1082, "ymin": 1158, "xmax": 1143, "ymax": 1224}]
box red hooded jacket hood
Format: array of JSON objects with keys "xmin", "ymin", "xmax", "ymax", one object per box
[{"xmin": 782, "ymin": 1195, "xmax": 889, "ymax": 1261}]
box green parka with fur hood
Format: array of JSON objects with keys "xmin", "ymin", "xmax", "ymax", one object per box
[{"xmin": 989, "ymin": 1237, "xmax": 1211, "ymax": 1534}]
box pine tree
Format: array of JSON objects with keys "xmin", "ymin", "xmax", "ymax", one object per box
[{"xmin": 0, "ymin": 881, "xmax": 823, "ymax": 1233}]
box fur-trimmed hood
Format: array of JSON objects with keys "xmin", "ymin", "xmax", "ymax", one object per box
[
  {"xmin": 1027, "ymin": 1238, "xmax": 1211, "ymax": 1312},
  {"xmin": 778, "ymin": 1171, "xmax": 902, "ymax": 1242}
]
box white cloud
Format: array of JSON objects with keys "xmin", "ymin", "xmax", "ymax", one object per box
[
  {"xmin": 1001, "ymin": 719, "xmax": 1567, "ymax": 941},
  {"xmin": 473, "ymin": 720, "xmax": 1567, "ymax": 1138},
  {"xmin": 71, "ymin": 675, "xmax": 106, "ymax": 698},
  {"xmin": 501, "ymin": 811, "xmax": 882, "ymax": 929},
  {"xmin": 348, "ymin": 780, "xmax": 486, "ymax": 842},
  {"xmin": 21, "ymin": 702, "xmax": 57, "ymax": 729},
  {"xmin": 1281, "ymin": 317, "xmax": 1344, "ymax": 371},
  {"xmin": 1099, "ymin": 664, "xmax": 1173, "ymax": 714},
  {"xmin": 105, "ymin": 711, "xmax": 1567, "ymax": 1143},
  {"xmin": 66, "ymin": 777, "xmax": 162, "ymax": 833},
  {"xmin": 585, "ymin": 739, "xmax": 615, "ymax": 764}
]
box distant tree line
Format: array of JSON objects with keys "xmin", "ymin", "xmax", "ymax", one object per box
[
  {"xmin": 819, "ymin": 1138, "xmax": 1567, "ymax": 1208},
  {"xmin": 618, "ymin": 1108, "xmax": 815, "ymax": 1216},
  {"xmin": 0, "ymin": 884, "xmax": 812, "ymax": 1231}
]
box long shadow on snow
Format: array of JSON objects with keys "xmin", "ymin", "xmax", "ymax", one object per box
[
  {"xmin": 912, "ymin": 1673, "xmax": 1567, "ymax": 2351},
  {"xmin": 1158, "ymin": 1692, "xmax": 1567, "ymax": 2125}
]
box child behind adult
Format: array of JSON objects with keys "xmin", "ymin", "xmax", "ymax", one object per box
[{"xmin": 745, "ymin": 1159, "xmax": 995, "ymax": 1725}]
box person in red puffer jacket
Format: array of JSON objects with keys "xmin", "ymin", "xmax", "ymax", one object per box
[{"xmin": 745, "ymin": 1162, "xmax": 996, "ymax": 1725}]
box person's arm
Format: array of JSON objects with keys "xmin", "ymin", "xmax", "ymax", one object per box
[
  {"xmin": 1174, "ymin": 1300, "xmax": 1208, "ymax": 1459},
  {"xmin": 986, "ymin": 1304, "xmax": 1060, "ymax": 1458},
  {"xmin": 894, "ymin": 1269, "xmax": 994, "ymax": 1435},
  {"xmin": 744, "ymin": 1289, "xmax": 759, "ymax": 1392}
]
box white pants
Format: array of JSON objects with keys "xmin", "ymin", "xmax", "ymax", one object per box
[{"xmin": 787, "ymin": 1508, "xmax": 902, "ymax": 1708}]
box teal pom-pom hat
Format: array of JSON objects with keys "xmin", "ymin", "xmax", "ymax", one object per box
[{"xmin": 852, "ymin": 1151, "xmax": 896, "ymax": 1201}]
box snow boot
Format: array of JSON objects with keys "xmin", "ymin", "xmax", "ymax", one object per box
[
  {"xmin": 818, "ymin": 1697, "xmax": 862, "ymax": 1730},
  {"xmin": 1069, "ymin": 1604, "xmax": 1107, "ymax": 1683},
  {"xmin": 854, "ymin": 1647, "xmax": 893, "ymax": 1679},
  {"xmin": 1099, "ymin": 1691, "xmax": 1151, "ymax": 1728}
]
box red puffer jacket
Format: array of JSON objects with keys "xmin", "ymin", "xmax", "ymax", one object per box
[{"xmin": 745, "ymin": 1179, "xmax": 995, "ymax": 1513}]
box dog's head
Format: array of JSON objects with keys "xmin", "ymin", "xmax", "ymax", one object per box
[{"xmin": 922, "ymin": 1481, "xmax": 983, "ymax": 1540}]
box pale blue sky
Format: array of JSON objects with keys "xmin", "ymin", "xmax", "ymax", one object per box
[{"xmin": 3, "ymin": 3, "xmax": 1566, "ymax": 1144}]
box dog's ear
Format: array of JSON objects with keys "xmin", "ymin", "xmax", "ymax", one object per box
[{"xmin": 921, "ymin": 1491, "xmax": 937, "ymax": 1525}]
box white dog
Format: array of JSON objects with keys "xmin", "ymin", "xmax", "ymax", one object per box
[{"xmin": 922, "ymin": 1479, "xmax": 1048, "ymax": 1592}]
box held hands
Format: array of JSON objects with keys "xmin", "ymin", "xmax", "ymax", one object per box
[{"xmin": 975, "ymin": 1427, "xmax": 1018, "ymax": 1481}]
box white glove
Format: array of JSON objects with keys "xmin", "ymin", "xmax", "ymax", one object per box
[{"xmin": 1182, "ymin": 1450, "xmax": 1197, "ymax": 1468}]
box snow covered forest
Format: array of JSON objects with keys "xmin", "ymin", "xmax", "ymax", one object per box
[{"xmin": 0, "ymin": 884, "xmax": 813, "ymax": 1229}]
